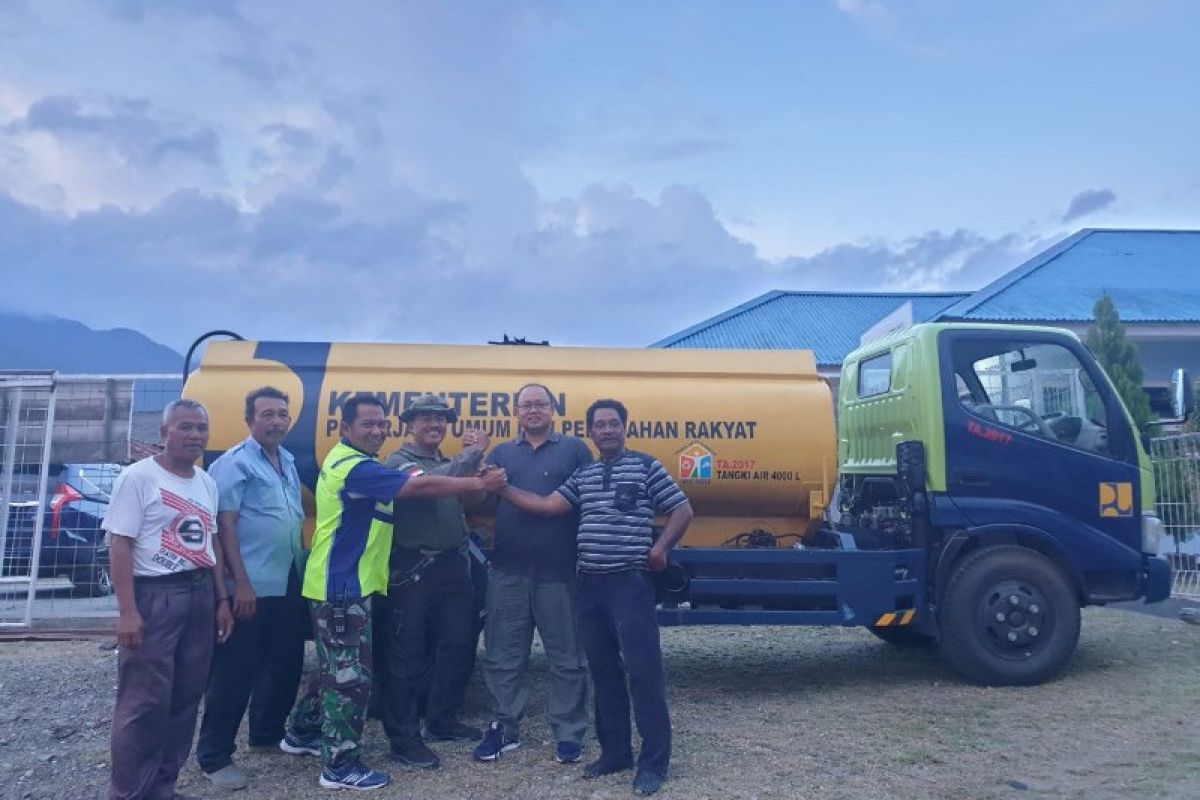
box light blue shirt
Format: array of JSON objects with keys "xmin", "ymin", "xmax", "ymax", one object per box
[{"xmin": 209, "ymin": 435, "xmax": 305, "ymax": 597}]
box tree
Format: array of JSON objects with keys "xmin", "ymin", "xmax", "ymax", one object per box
[{"xmin": 1085, "ymin": 294, "xmax": 1154, "ymax": 430}]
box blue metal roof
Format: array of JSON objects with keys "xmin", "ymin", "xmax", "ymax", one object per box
[
  {"xmin": 652, "ymin": 291, "xmax": 969, "ymax": 365},
  {"xmin": 937, "ymin": 229, "xmax": 1200, "ymax": 322}
]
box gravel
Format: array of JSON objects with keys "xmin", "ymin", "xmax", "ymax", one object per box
[{"xmin": 1, "ymin": 606, "xmax": 1198, "ymax": 800}]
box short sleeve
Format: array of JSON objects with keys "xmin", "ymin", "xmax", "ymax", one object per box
[
  {"xmin": 102, "ymin": 466, "xmax": 147, "ymax": 539},
  {"xmin": 574, "ymin": 439, "xmax": 594, "ymax": 470},
  {"xmin": 345, "ymin": 459, "xmax": 412, "ymax": 502},
  {"xmin": 208, "ymin": 452, "xmax": 249, "ymax": 514},
  {"xmin": 556, "ymin": 467, "xmax": 583, "ymax": 508},
  {"xmin": 646, "ymin": 458, "xmax": 688, "ymax": 514}
]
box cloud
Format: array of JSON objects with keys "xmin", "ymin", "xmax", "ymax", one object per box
[
  {"xmin": 16, "ymin": 95, "xmax": 219, "ymax": 167},
  {"xmin": 0, "ymin": 179, "xmax": 1051, "ymax": 352},
  {"xmin": 1062, "ymin": 188, "xmax": 1117, "ymax": 222},
  {"xmin": 834, "ymin": 0, "xmax": 897, "ymax": 38},
  {"xmin": 832, "ymin": 0, "xmax": 943, "ymax": 58},
  {"xmin": 773, "ymin": 229, "xmax": 1048, "ymax": 293}
]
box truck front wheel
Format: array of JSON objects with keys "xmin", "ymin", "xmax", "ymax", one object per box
[{"xmin": 938, "ymin": 545, "xmax": 1080, "ymax": 686}]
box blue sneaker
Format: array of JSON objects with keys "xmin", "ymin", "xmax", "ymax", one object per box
[
  {"xmin": 318, "ymin": 760, "xmax": 391, "ymax": 791},
  {"xmin": 472, "ymin": 722, "xmax": 520, "ymax": 762},
  {"xmin": 279, "ymin": 730, "xmax": 321, "ymax": 756},
  {"xmin": 555, "ymin": 741, "xmax": 583, "ymax": 764}
]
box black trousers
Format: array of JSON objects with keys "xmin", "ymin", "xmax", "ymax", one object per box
[
  {"xmin": 575, "ymin": 570, "xmax": 671, "ymax": 775},
  {"xmin": 196, "ymin": 569, "xmax": 309, "ymax": 773},
  {"xmin": 381, "ymin": 552, "xmax": 476, "ymax": 746}
]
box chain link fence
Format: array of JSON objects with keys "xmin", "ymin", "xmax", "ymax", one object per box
[
  {"xmin": 0, "ymin": 374, "xmax": 181, "ymax": 631},
  {"xmin": 1150, "ymin": 432, "xmax": 1200, "ymax": 600}
]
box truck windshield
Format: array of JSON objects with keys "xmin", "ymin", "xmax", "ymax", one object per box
[{"xmin": 954, "ymin": 341, "xmax": 1110, "ymax": 455}]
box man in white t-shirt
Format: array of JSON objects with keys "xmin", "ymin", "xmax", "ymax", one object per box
[{"xmin": 103, "ymin": 398, "xmax": 234, "ymax": 800}]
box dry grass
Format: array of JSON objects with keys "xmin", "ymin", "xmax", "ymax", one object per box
[{"xmin": 1, "ymin": 607, "xmax": 1197, "ymax": 799}]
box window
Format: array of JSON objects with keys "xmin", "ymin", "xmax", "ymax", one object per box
[
  {"xmin": 858, "ymin": 352, "xmax": 892, "ymax": 398},
  {"xmin": 953, "ymin": 340, "xmax": 1109, "ymax": 455}
]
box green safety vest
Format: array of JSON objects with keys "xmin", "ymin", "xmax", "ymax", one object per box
[{"xmin": 302, "ymin": 441, "xmax": 395, "ymax": 602}]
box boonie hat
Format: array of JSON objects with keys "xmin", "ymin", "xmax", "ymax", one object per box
[{"xmin": 400, "ymin": 394, "xmax": 458, "ymax": 424}]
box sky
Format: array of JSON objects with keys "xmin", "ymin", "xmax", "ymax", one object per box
[{"xmin": 0, "ymin": 0, "xmax": 1197, "ymax": 352}]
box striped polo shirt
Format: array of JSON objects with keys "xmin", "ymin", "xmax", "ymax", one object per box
[{"xmin": 556, "ymin": 449, "xmax": 688, "ymax": 574}]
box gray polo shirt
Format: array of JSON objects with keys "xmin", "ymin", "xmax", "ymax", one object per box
[{"xmin": 487, "ymin": 432, "xmax": 593, "ymax": 581}]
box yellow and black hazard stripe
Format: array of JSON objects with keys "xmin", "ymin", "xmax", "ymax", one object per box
[{"xmin": 874, "ymin": 609, "xmax": 917, "ymax": 627}]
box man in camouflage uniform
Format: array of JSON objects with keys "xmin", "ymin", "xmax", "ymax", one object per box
[{"xmin": 280, "ymin": 395, "xmax": 506, "ymax": 791}]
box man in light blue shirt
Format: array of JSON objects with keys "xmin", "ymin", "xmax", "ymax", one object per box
[{"xmin": 196, "ymin": 386, "xmax": 308, "ymax": 790}]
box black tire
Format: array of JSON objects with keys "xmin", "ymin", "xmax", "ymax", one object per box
[
  {"xmin": 938, "ymin": 545, "xmax": 1080, "ymax": 686},
  {"xmin": 72, "ymin": 550, "xmax": 113, "ymax": 598},
  {"xmin": 869, "ymin": 625, "xmax": 936, "ymax": 647}
]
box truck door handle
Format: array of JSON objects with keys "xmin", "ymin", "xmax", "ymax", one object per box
[{"xmin": 955, "ymin": 469, "xmax": 990, "ymax": 486}]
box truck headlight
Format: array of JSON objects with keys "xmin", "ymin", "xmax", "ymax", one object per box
[{"xmin": 1141, "ymin": 513, "xmax": 1165, "ymax": 555}]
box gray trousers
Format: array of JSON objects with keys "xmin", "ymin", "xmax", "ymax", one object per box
[
  {"xmin": 110, "ymin": 570, "xmax": 215, "ymax": 800},
  {"xmin": 482, "ymin": 567, "xmax": 588, "ymax": 744}
]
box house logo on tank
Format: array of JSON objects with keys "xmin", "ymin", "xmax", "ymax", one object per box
[{"xmin": 678, "ymin": 442, "xmax": 714, "ymax": 481}]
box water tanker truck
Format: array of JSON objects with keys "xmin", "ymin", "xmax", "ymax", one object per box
[{"xmin": 183, "ymin": 322, "xmax": 1192, "ymax": 686}]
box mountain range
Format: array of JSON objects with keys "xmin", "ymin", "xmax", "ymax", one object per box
[{"xmin": 0, "ymin": 311, "xmax": 183, "ymax": 374}]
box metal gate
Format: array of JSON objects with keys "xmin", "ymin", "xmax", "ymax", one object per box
[
  {"xmin": 1150, "ymin": 432, "xmax": 1200, "ymax": 600},
  {"xmin": 0, "ymin": 372, "xmax": 58, "ymax": 628},
  {"xmin": 0, "ymin": 373, "xmax": 181, "ymax": 630}
]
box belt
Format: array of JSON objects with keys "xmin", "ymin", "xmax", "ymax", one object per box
[
  {"xmin": 388, "ymin": 546, "xmax": 462, "ymax": 588},
  {"xmin": 134, "ymin": 568, "xmax": 213, "ymax": 585}
]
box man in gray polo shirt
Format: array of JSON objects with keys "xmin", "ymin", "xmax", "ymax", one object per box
[{"xmin": 474, "ymin": 383, "xmax": 593, "ymax": 765}]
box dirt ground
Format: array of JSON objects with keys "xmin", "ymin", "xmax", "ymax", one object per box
[{"xmin": 0, "ymin": 606, "xmax": 1197, "ymax": 800}]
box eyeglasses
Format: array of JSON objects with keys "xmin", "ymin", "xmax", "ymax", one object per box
[{"xmin": 516, "ymin": 401, "xmax": 551, "ymax": 411}]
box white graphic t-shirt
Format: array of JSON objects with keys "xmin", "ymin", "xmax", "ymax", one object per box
[{"xmin": 102, "ymin": 457, "xmax": 219, "ymax": 576}]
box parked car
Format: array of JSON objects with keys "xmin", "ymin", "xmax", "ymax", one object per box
[{"xmin": 1, "ymin": 463, "xmax": 120, "ymax": 597}]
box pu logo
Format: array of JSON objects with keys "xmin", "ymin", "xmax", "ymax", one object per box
[
  {"xmin": 1099, "ymin": 482, "xmax": 1134, "ymax": 517},
  {"xmin": 678, "ymin": 442, "xmax": 714, "ymax": 481}
]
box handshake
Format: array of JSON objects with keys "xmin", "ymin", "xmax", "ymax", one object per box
[
  {"xmin": 477, "ymin": 464, "xmax": 507, "ymax": 493},
  {"xmin": 461, "ymin": 428, "xmax": 491, "ymax": 450}
]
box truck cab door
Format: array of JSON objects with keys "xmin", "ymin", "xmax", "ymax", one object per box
[{"xmin": 938, "ymin": 330, "xmax": 1144, "ymax": 587}]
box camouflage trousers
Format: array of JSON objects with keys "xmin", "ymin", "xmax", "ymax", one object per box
[{"xmin": 287, "ymin": 597, "xmax": 374, "ymax": 767}]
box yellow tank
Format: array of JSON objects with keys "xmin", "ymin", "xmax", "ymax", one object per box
[{"xmin": 183, "ymin": 340, "xmax": 837, "ymax": 547}]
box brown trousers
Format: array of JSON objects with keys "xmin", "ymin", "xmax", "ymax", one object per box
[{"xmin": 109, "ymin": 570, "xmax": 215, "ymax": 800}]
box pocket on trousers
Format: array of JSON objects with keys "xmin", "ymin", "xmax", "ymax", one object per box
[{"xmin": 319, "ymin": 602, "xmax": 366, "ymax": 648}]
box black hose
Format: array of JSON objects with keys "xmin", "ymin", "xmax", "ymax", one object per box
[{"xmin": 183, "ymin": 330, "xmax": 244, "ymax": 383}]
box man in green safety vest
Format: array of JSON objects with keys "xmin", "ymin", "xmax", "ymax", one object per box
[{"xmin": 280, "ymin": 394, "xmax": 507, "ymax": 791}]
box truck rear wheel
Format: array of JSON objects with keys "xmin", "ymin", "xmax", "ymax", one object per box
[{"xmin": 938, "ymin": 545, "xmax": 1079, "ymax": 686}]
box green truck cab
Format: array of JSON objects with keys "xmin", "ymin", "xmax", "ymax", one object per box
[{"xmin": 664, "ymin": 322, "xmax": 1188, "ymax": 685}]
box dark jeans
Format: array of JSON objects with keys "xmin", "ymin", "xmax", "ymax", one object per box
[
  {"xmin": 196, "ymin": 569, "xmax": 309, "ymax": 772},
  {"xmin": 110, "ymin": 569, "xmax": 215, "ymax": 800},
  {"xmin": 381, "ymin": 552, "xmax": 475, "ymax": 746},
  {"xmin": 575, "ymin": 570, "xmax": 670, "ymax": 775}
]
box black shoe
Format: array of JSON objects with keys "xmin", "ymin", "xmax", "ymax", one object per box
[
  {"xmin": 582, "ymin": 756, "xmax": 634, "ymax": 779},
  {"xmin": 390, "ymin": 739, "xmax": 441, "ymax": 770},
  {"xmin": 424, "ymin": 719, "xmax": 481, "ymax": 742},
  {"xmin": 633, "ymin": 769, "xmax": 666, "ymax": 795}
]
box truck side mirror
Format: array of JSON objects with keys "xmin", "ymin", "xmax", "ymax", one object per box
[{"xmin": 1171, "ymin": 368, "xmax": 1195, "ymax": 420}]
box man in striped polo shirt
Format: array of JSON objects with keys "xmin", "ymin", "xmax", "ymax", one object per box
[{"xmin": 501, "ymin": 398, "xmax": 693, "ymax": 797}]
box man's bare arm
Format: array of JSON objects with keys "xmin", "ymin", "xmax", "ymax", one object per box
[
  {"xmin": 500, "ymin": 485, "xmax": 572, "ymax": 517},
  {"xmin": 648, "ymin": 501, "xmax": 694, "ymax": 572},
  {"xmin": 216, "ymin": 510, "xmax": 256, "ymax": 621},
  {"xmin": 397, "ymin": 468, "xmax": 506, "ymax": 499},
  {"xmin": 110, "ymin": 534, "xmax": 142, "ymax": 650}
]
